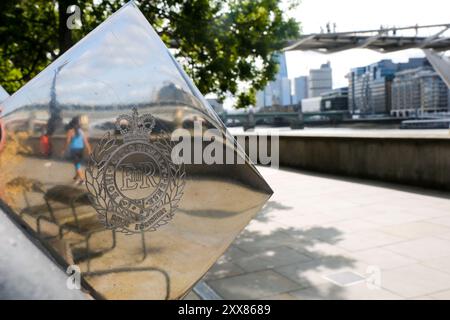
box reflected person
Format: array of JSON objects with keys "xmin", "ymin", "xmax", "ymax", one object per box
[{"xmin": 61, "ymin": 116, "xmax": 92, "ymax": 185}]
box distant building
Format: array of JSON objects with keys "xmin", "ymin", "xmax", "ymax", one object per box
[
  {"xmin": 308, "ymin": 62, "xmax": 332, "ymax": 98},
  {"xmin": 275, "ymin": 52, "xmax": 288, "ymax": 80},
  {"xmin": 255, "ymin": 90, "xmax": 265, "ymax": 109},
  {"xmin": 300, "ymin": 87, "xmax": 349, "ymax": 113},
  {"xmin": 347, "ymin": 58, "xmax": 430, "ymax": 115},
  {"xmin": 255, "ymin": 85, "xmax": 273, "ymax": 109},
  {"xmin": 255, "ymin": 87, "xmax": 267, "ymax": 109},
  {"xmin": 397, "ymin": 58, "xmax": 431, "ymax": 72},
  {"xmin": 321, "ymin": 87, "xmax": 349, "ymax": 111},
  {"xmin": 293, "ymin": 76, "xmax": 308, "ymax": 105},
  {"xmin": 301, "ymin": 97, "xmax": 322, "ymax": 113},
  {"xmin": 264, "ymin": 86, "xmax": 273, "ymax": 107},
  {"xmin": 271, "ymin": 78, "xmax": 292, "ymax": 106},
  {"xmin": 255, "ymin": 53, "xmax": 292, "ymax": 108},
  {"xmin": 347, "ymin": 59, "xmax": 396, "ymax": 115},
  {"xmin": 391, "ymin": 67, "xmax": 449, "ymax": 117}
]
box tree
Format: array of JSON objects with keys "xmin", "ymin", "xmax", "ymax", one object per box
[
  {"xmin": 0, "ymin": 0, "xmax": 58, "ymax": 92},
  {"xmin": 0, "ymin": 0, "xmax": 300, "ymax": 108}
]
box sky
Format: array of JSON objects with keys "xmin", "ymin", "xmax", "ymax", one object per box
[{"xmin": 284, "ymin": 0, "xmax": 450, "ymax": 88}]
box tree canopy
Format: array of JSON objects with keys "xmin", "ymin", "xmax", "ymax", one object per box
[{"xmin": 0, "ymin": 0, "xmax": 300, "ymax": 108}]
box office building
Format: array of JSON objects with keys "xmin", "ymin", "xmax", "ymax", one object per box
[
  {"xmin": 271, "ymin": 78, "xmax": 292, "ymax": 106},
  {"xmin": 308, "ymin": 62, "xmax": 332, "ymax": 98},
  {"xmin": 347, "ymin": 58, "xmax": 430, "ymax": 115},
  {"xmin": 301, "ymin": 87, "xmax": 349, "ymax": 113},
  {"xmin": 293, "ymin": 76, "xmax": 308, "ymax": 105},
  {"xmin": 321, "ymin": 87, "xmax": 349, "ymax": 111},
  {"xmin": 255, "ymin": 53, "xmax": 292, "ymax": 108},
  {"xmin": 391, "ymin": 67, "xmax": 449, "ymax": 117},
  {"xmin": 275, "ymin": 52, "xmax": 288, "ymax": 80},
  {"xmin": 301, "ymin": 97, "xmax": 322, "ymax": 113},
  {"xmin": 255, "ymin": 90, "xmax": 265, "ymax": 109}
]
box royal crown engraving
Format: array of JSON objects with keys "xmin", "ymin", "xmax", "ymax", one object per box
[
  {"xmin": 115, "ymin": 108, "xmax": 156, "ymax": 142},
  {"xmin": 85, "ymin": 108, "xmax": 185, "ymax": 234}
]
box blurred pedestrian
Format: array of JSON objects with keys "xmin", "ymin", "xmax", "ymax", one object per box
[{"xmin": 61, "ymin": 116, "xmax": 92, "ymax": 185}]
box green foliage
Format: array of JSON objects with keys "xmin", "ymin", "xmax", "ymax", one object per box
[
  {"xmin": 0, "ymin": 0, "xmax": 299, "ymax": 108},
  {"xmin": 0, "ymin": 0, "xmax": 58, "ymax": 92}
]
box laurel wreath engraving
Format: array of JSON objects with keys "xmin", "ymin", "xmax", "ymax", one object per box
[{"xmin": 85, "ymin": 131, "xmax": 185, "ymax": 234}]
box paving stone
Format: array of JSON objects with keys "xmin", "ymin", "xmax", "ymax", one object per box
[
  {"xmin": 379, "ymin": 222, "xmax": 450, "ymax": 239},
  {"xmin": 275, "ymin": 257, "xmax": 366, "ymax": 289},
  {"xmin": 383, "ymin": 237, "xmax": 450, "ymax": 260},
  {"xmin": 327, "ymin": 230, "xmax": 404, "ymax": 252},
  {"xmin": 430, "ymin": 216, "xmax": 450, "ymax": 228},
  {"xmin": 183, "ymin": 291, "xmax": 201, "ymax": 300},
  {"xmin": 408, "ymin": 295, "xmax": 436, "ymax": 300},
  {"xmin": 350, "ymin": 247, "xmax": 418, "ymax": 270},
  {"xmin": 204, "ymin": 261, "xmax": 246, "ymax": 280},
  {"xmin": 289, "ymin": 282, "xmax": 402, "ymax": 300},
  {"xmin": 324, "ymin": 219, "xmax": 379, "ymax": 234},
  {"xmin": 233, "ymin": 246, "xmax": 312, "ymax": 272},
  {"xmin": 207, "ymin": 270, "xmax": 301, "ymax": 300},
  {"xmin": 428, "ymin": 290, "xmax": 450, "ymax": 300},
  {"xmin": 217, "ymin": 245, "xmax": 249, "ymax": 263},
  {"xmin": 381, "ymin": 264, "xmax": 450, "ymax": 298},
  {"xmin": 287, "ymin": 241, "xmax": 354, "ymax": 260},
  {"xmin": 363, "ymin": 212, "xmax": 427, "ymax": 226},
  {"xmin": 437, "ymin": 232, "xmax": 450, "ymax": 241},
  {"xmin": 258, "ymin": 293, "xmax": 297, "ymax": 300},
  {"xmin": 421, "ymin": 255, "xmax": 450, "ymax": 274}
]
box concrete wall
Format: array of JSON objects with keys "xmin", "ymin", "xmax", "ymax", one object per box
[
  {"xmin": 22, "ymin": 132, "xmax": 450, "ymax": 191},
  {"xmin": 235, "ymin": 134, "xmax": 450, "ymax": 191}
]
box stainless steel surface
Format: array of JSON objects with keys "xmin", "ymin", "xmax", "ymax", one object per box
[{"xmin": 0, "ymin": 2, "xmax": 272, "ymax": 299}]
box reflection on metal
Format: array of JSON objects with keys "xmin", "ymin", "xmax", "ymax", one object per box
[{"xmin": 0, "ymin": 2, "xmax": 272, "ymax": 299}]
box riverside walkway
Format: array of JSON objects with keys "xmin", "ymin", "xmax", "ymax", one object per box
[{"xmin": 188, "ymin": 165, "xmax": 450, "ymax": 300}]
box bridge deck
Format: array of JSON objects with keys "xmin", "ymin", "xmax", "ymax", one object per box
[{"xmin": 284, "ymin": 30, "xmax": 450, "ymax": 53}]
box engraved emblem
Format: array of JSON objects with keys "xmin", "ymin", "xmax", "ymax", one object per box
[{"xmin": 85, "ymin": 108, "xmax": 185, "ymax": 234}]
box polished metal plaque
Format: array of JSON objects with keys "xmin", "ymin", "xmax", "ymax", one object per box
[
  {"xmin": 0, "ymin": 2, "xmax": 272, "ymax": 299},
  {"xmin": 86, "ymin": 107, "xmax": 185, "ymax": 234}
]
